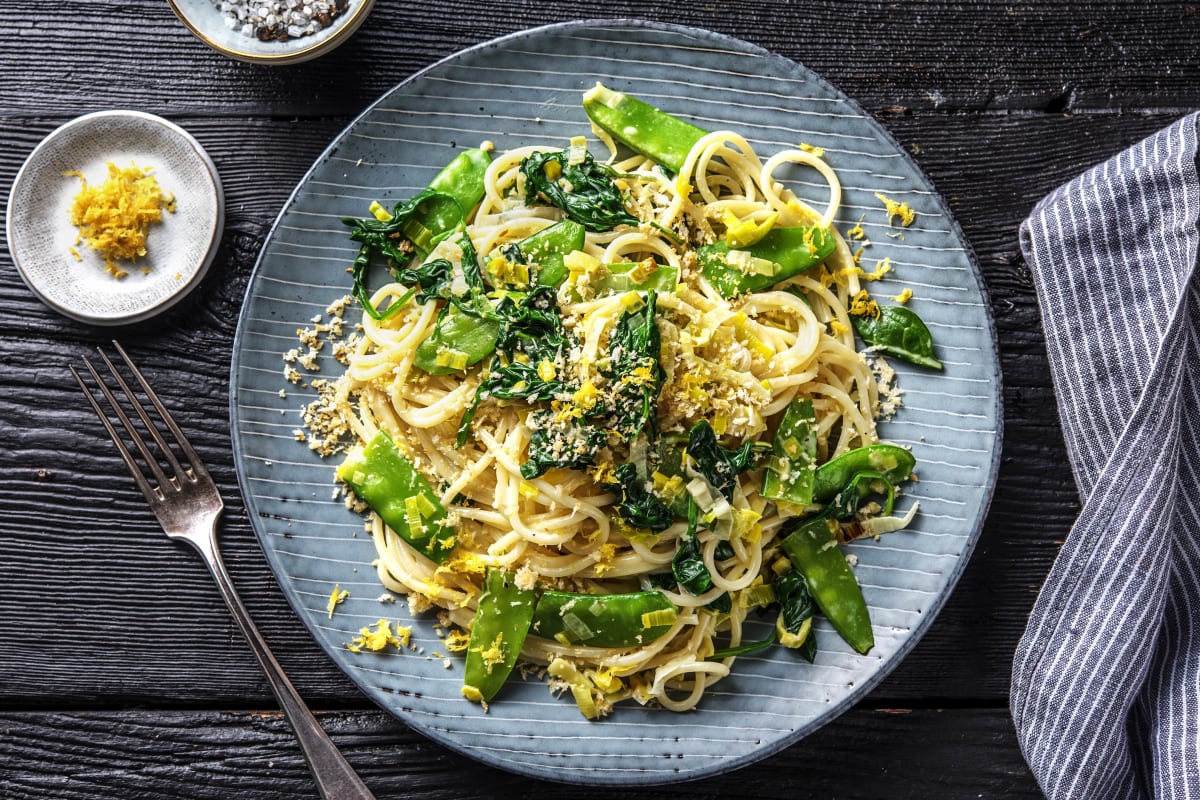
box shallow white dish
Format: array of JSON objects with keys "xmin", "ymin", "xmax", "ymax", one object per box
[
  {"xmin": 6, "ymin": 110, "xmax": 224, "ymax": 326},
  {"xmin": 169, "ymin": 0, "xmax": 375, "ymax": 65}
]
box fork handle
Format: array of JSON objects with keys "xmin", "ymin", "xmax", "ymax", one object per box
[{"xmin": 188, "ymin": 527, "xmax": 377, "ymax": 800}]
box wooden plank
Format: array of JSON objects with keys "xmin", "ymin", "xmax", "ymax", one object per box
[
  {"xmin": 0, "ymin": 3, "xmax": 1197, "ymax": 118},
  {"xmin": 0, "ymin": 110, "xmax": 1170, "ymax": 707},
  {"xmin": 0, "ymin": 707, "xmax": 1039, "ymax": 798}
]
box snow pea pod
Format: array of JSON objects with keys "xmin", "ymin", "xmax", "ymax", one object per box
[
  {"xmin": 590, "ymin": 261, "xmax": 680, "ymax": 296},
  {"xmin": 812, "ymin": 444, "xmax": 916, "ymax": 505},
  {"xmin": 336, "ymin": 430, "xmax": 456, "ymax": 563},
  {"xmin": 412, "ymin": 147, "xmax": 492, "ymax": 254},
  {"xmin": 532, "ymin": 590, "xmax": 677, "ymax": 648},
  {"xmin": 780, "ymin": 516, "xmax": 875, "ymax": 654},
  {"xmin": 462, "ymin": 568, "xmax": 537, "ymax": 703},
  {"xmin": 527, "ymin": 219, "xmax": 587, "ymax": 286},
  {"xmin": 697, "ymin": 226, "xmax": 837, "ymax": 299},
  {"xmin": 762, "ymin": 397, "xmax": 818, "ymax": 505},
  {"xmin": 582, "ymin": 82, "xmax": 707, "ymax": 174}
]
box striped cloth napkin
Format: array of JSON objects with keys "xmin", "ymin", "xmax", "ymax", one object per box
[{"xmin": 1012, "ymin": 112, "xmax": 1200, "ymax": 798}]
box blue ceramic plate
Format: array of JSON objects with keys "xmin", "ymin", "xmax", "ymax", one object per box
[{"xmin": 230, "ymin": 20, "xmax": 1002, "ymax": 785}]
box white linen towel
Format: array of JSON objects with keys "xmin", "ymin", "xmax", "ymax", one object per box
[{"xmin": 1012, "ymin": 112, "xmax": 1200, "ymax": 798}]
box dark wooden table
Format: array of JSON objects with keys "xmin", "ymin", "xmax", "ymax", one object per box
[{"xmin": 2, "ymin": 2, "xmax": 1195, "ymax": 797}]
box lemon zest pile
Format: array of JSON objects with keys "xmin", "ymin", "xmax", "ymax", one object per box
[{"xmin": 65, "ymin": 161, "xmax": 175, "ymax": 278}]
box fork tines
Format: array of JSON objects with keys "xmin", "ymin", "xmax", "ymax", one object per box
[{"xmin": 71, "ymin": 341, "xmax": 206, "ymax": 503}]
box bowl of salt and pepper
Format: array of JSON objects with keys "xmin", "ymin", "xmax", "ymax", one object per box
[{"xmin": 169, "ymin": 0, "xmax": 375, "ymax": 64}]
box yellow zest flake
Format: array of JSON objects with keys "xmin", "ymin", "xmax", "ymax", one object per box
[
  {"xmin": 444, "ymin": 629, "xmax": 471, "ymax": 652},
  {"xmin": 846, "ymin": 214, "xmax": 867, "ymax": 240},
  {"xmin": 875, "ymin": 192, "xmax": 916, "ymax": 227},
  {"xmin": 68, "ymin": 246, "xmax": 81, "ymax": 261},
  {"xmin": 435, "ymin": 552, "xmax": 488, "ymax": 581},
  {"xmin": 368, "ymin": 200, "xmax": 393, "ymax": 221},
  {"xmin": 592, "ymin": 543, "xmax": 618, "ymax": 576},
  {"xmin": 799, "ymin": 142, "xmax": 825, "ymax": 157},
  {"xmin": 892, "ymin": 287, "xmax": 914, "ymax": 304},
  {"xmin": 348, "ymin": 619, "xmax": 411, "ymax": 654},
  {"xmin": 802, "ymin": 226, "xmax": 819, "ymax": 258},
  {"xmin": 675, "ymin": 176, "xmax": 693, "ymax": 198},
  {"xmin": 868, "ymin": 257, "xmax": 893, "ymax": 281},
  {"xmin": 588, "ymin": 458, "xmax": 618, "ymax": 486},
  {"xmin": 623, "ymin": 364, "xmax": 657, "ymax": 387},
  {"xmin": 326, "ymin": 583, "xmax": 350, "ymax": 618},
  {"xmin": 849, "ymin": 289, "xmax": 880, "ymax": 319},
  {"xmin": 476, "ymin": 633, "xmax": 507, "ymax": 675},
  {"xmin": 829, "ymin": 319, "xmax": 850, "ymax": 336},
  {"xmin": 460, "ymin": 684, "xmax": 484, "ymax": 703},
  {"xmin": 551, "ymin": 398, "xmax": 580, "ymax": 423},
  {"xmin": 852, "ymin": 247, "xmax": 865, "ymax": 266},
  {"xmin": 573, "ymin": 380, "xmax": 600, "ymax": 412},
  {"xmin": 66, "ymin": 160, "xmax": 175, "ymax": 278}
]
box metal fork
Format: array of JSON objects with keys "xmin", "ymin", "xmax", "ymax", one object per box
[{"xmin": 71, "ymin": 341, "xmax": 376, "ymax": 800}]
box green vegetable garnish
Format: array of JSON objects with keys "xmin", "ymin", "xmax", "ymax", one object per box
[{"xmin": 850, "ymin": 303, "xmax": 943, "ymax": 370}]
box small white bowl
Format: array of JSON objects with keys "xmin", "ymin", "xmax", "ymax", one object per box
[
  {"xmin": 6, "ymin": 110, "xmax": 224, "ymax": 326},
  {"xmin": 168, "ymin": 0, "xmax": 375, "ymax": 65}
]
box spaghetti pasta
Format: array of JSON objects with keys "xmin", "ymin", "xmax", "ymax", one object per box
[{"xmin": 295, "ymin": 93, "xmax": 922, "ymax": 717}]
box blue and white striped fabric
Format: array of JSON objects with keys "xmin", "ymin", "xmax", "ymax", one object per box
[{"xmin": 1013, "ymin": 112, "xmax": 1200, "ymax": 798}]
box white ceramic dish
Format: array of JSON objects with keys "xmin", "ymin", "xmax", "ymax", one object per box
[
  {"xmin": 168, "ymin": 0, "xmax": 375, "ymax": 65},
  {"xmin": 6, "ymin": 110, "xmax": 224, "ymax": 326}
]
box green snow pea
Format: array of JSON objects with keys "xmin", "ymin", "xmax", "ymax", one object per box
[
  {"xmin": 462, "ymin": 568, "xmax": 537, "ymax": 703},
  {"xmin": 531, "ymin": 590, "xmax": 677, "ymax": 648},
  {"xmin": 582, "ymin": 82, "xmax": 707, "ymax": 174},
  {"xmin": 336, "ymin": 430, "xmax": 456, "ymax": 563},
  {"xmin": 812, "ymin": 443, "xmax": 916, "ymax": 505},
  {"xmin": 590, "ymin": 261, "xmax": 680, "ymax": 296},
  {"xmin": 761, "ymin": 398, "xmax": 818, "ymax": 506},
  {"xmin": 780, "ymin": 515, "xmax": 874, "ymax": 655},
  {"xmin": 697, "ymin": 226, "xmax": 837, "ymax": 299},
  {"xmin": 850, "ymin": 303, "xmax": 943, "ymax": 370},
  {"xmin": 413, "ymin": 306, "xmax": 502, "ymax": 375},
  {"xmin": 526, "ymin": 220, "xmax": 587, "ymax": 286}
]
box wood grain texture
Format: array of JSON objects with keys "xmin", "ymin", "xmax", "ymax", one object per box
[
  {"xmin": 0, "ymin": 708, "xmax": 1038, "ymax": 798},
  {"xmin": 0, "ymin": 0, "xmax": 1184, "ymax": 794}
]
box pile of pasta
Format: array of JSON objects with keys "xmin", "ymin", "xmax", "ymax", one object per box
[{"xmin": 303, "ymin": 129, "xmax": 892, "ymax": 714}]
